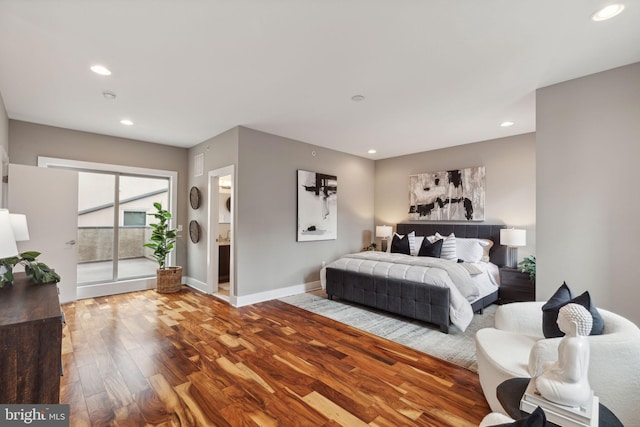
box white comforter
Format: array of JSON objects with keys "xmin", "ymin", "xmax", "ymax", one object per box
[{"xmin": 320, "ymin": 251, "xmax": 483, "ymax": 332}]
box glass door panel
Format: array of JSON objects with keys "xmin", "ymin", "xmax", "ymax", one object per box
[
  {"xmin": 117, "ymin": 175, "xmax": 169, "ymax": 280},
  {"xmin": 77, "ymin": 171, "xmax": 116, "ymax": 284}
]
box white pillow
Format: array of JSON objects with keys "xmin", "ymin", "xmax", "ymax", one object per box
[
  {"xmin": 480, "ymin": 239, "xmax": 494, "ymax": 262},
  {"xmin": 434, "ymin": 232, "xmax": 457, "ymax": 261},
  {"xmin": 479, "ymin": 413, "xmax": 515, "ymax": 427},
  {"xmin": 455, "ymin": 238, "xmax": 491, "ymax": 263}
]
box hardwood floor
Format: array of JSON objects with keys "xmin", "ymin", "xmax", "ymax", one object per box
[{"xmin": 60, "ymin": 287, "xmax": 491, "ymax": 426}]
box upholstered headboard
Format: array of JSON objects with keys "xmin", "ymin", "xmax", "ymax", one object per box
[{"xmin": 396, "ymin": 223, "xmax": 507, "ymax": 267}]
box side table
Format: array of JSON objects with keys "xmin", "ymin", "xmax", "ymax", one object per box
[
  {"xmin": 499, "ymin": 267, "xmax": 535, "ymax": 303},
  {"xmin": 496, "ymin": 378, "xmax": 622, "ymax": 427}
]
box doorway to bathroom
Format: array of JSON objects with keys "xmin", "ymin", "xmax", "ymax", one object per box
[{"xmin": 208, "ymin": 165, "xmax": 234, "ymax": 302}]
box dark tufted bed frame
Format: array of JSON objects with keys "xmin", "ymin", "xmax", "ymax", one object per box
[{"xmin": 325, "ymin": 223, "xmax": 507, "ymax": 333}]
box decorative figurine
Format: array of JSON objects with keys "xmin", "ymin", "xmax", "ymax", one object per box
[{"xmin": 535, "ymin": 303, "xmax": 593, "ymax": 407}]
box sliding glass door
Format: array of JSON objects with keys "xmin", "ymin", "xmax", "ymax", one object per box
[{"xmin": 77, "ymin": 171, "xmax": 169, "ymax": 285}]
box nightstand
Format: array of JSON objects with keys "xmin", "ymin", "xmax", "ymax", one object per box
[{"xmin": 499, "ymin": 267, "xmax": 535, "ymax": 303}]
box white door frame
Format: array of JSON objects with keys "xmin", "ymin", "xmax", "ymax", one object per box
[{"xmin": 207, "ymin": 165, "xmax": 234, "ymax": 300}]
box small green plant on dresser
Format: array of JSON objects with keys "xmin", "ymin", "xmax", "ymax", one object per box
[
  {"xmin": 518, "ymin": 255, "xmax": 536, "ymax": 282},
  {"xmin": 0, "ymin": 251, "xmax": 60, "ymax": 287}
]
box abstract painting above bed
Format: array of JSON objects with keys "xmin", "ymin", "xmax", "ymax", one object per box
[{"xmin": 408, "ymin": 166, "xmax": 485, "ymax": 221}]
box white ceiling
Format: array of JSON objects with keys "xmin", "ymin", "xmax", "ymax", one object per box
[{"xmin": 1, "ymin": 1, "xmax": 639, "ymax": 160}]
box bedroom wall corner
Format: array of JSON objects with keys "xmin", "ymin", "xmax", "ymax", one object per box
[
  {"xmin": 374, "ymin": 133, "xmax": 536, "ymax": 261},
  {"xmin": 537, "ymin": 62, "xmax": 640, "ymax": 325},
  {"xmin": 185, "ymin": 127, "xmax": 240, "ymax": 288}
]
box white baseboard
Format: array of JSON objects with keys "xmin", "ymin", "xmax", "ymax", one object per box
[
  {"xmin": 182, "ymin": 276, "xmax": 320, "ymax": 307},
  {"xmin": 234, "ymin": 280, "xmax": 321, "ymax": 307},
  {"xmin": 184, "ymin": 276, "xmax": 210, "ymax": 294},
  {"xmin": 76, "ymin": 277, "xmax": 156, "ymax": 300},
  {"xmin": 74, "ymin": 276, "xmax": 319, "ymax": 307}
]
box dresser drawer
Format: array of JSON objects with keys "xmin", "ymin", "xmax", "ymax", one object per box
[{"xmin": 499, "ymin": 267, "xmax": 535, "ymax": 303}]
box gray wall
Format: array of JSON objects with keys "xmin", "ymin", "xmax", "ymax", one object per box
[
  {"xmin": 8, "ymin": 120, "xmax": 190, "ymax": 271},
  {"xmin": 537, "ymin": 62, "xmax": 640, "ymax": 325},
  {"xmin": 0, "ymin": 92, "xmax": 7, "ymax": 157},
  {"xmin": 375, "ymin": 133, "xmax": 536, "ymax": 260},
  {"xmin": 0, "ymin": 92, "xmax": 8, "ymax": 207},
  {"xmin": 186, "ymin": 127, "xmax": 239, "ymax": 283},
  {"xmin": 236, "ymin": 127, "xmax": 375, "ymax": 296}
]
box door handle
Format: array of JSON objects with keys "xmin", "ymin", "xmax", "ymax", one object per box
[{"xmin": 66, "ymin": 240, "xmax": 76, "ymax": 246}]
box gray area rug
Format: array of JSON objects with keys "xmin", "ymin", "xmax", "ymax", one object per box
[{"xmin": 280, "ymin": 289, "xmax": 497, "ymax": 372}]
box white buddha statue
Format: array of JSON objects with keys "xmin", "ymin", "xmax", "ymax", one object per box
[{"xmin": 535, "ymin": 303, "xmax": 593, "ymax": 407}]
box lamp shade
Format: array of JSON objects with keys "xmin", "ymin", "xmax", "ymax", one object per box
[
  {"xmin": 0, "ymin": 209, "xmax": 19, "ymax": 258},
  {"xmin": 9, "ymin": 213, "xmax": 30, "ymax": 242},
  {"xmin": 376, "ymin": 225, "xmax": 392, "ymax": 238},
  {"xmin": 500, "ymin": 228, "xmax": 526, "ymax": 247}
]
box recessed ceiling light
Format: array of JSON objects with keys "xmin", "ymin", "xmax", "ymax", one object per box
[
  {"xmin": 592, "ymin": 4, "xmax": 625, "ymax": 21},
  {"xmin": 500, "ymin": 121, "xmax": 515, "ymax": 127},
  {"xmin": 120, "ymin": 119, "xmax": 134, "ymax": 126},
  {"xmin": 90, "ymin": 65, "xmax": 112, "ymax": 76},
  {"xmin": 351, "ymin": 95, "xmax": 365, "ymax": 102},
  {"xmin": 368, "ymin": 149, "xmax": 377, "ymax": 154}
]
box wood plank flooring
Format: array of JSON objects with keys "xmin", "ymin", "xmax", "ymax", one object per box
[{"xmin": 60, "ymin": 287, "xmax": 491, "ymax": 426}]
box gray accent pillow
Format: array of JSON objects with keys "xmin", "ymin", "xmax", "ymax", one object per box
[
  {"xmin": 492, "ymin": 406, "xmax": 546, "ymax": 427},
  {"xmin": 418, "ymin": 237, "xmax": 443, "ymax": 258},
  {"xmin": 542, "ymin": 283, "xmax": 604, "ymax": 337},
  {"xmin": 390, "ymin": 233, "xmax": 410, "ymax": 255},
  {"xmin": 542, "ymin": 282, "xmax": 573, "ymax": 338}
]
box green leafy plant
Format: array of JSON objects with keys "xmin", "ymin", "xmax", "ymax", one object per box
[
  {"xmin": 362, "ymin": 243, "xmax": 378, "ymax": 251},
  {"xmin": 144, "ymin": 202, "xmax": 178, "ymax": 269},
  {"xmin": 518, "ymin": 255, "xmax": 536, "ymax": 282},
  {"xmin": 0, "ymin": 251, "xmax": 60, "ymax": 287}
]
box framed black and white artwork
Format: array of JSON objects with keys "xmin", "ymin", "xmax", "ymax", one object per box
[
  {"xmin": 408, "ymin": 166, "xmax": 485, "ymax": 221},
  {"xmin": 297, "ymin": 170, "xmax": 337, "ymax": 241}
]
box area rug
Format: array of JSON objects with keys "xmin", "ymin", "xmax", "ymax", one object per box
[{"xmin": 279, "ymin": 289, "xmax": 497, "ymax": 372}]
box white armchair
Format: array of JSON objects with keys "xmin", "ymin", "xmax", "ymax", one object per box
[{"xmin": 475, "ymin": 302, "xmax": 640, "ymax": 427}]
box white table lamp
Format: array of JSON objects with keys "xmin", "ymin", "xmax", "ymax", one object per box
[
  {"xmin": 376, "ymin": 225, "xmax": 393, "ymax": 252},
  {"xmin": 0, "ymin": 209, "xmax": 19, "ymax": 259},
  {"xmin": 500, "ymin": 228, "xmax": 526, "ymax": 268},
  {"xmin": 9, "ymin": 213, "xmax": 30, "ymax": 242}
]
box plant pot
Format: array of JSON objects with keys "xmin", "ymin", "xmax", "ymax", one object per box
[{"xmin": 156, "ymin": 266, "xmax": 182, "ymax": 293}]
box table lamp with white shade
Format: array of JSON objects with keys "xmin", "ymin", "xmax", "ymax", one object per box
[
  {"xmin": 0, "ymin": 209, "xmax": 19, "ymax": 258},
  {"xmin": 9, "ymin": 213, "xmax": 30, "ymax": 242},
  {"xmin": 376, "ymin": 225, "xmax": 393, "ymax": 252},
  {"xmin": 0, "ymin": 210, "xmax": 19, "ymax": 285},
  {"xmin": 500, "ymin": 228, "xmax": 526, "ymax": 268}
]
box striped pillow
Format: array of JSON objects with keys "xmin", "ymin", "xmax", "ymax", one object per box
[
  {"xmin": 407, "ymin": 231, "xmax": 417, "ymax": 255},
  {"xmin": 435, "ymin": 232, "xmax": 457, "ymax": 261}
]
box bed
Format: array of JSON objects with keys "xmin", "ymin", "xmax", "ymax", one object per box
[{"xmin": 321, "ymin": 223, "xmax": 507, "ymax": 333}]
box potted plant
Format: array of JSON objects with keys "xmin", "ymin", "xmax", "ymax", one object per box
[
  {"xmin": 0, "ymin": 250, "xmax": 60, "ymax": 287},
  {"xmin": 518, "ymin": 255, "xmax": 536, "ymax": 282},
  {"xmin": 145, "ymin": 202, "xmax": 182, "ymax": 293}
]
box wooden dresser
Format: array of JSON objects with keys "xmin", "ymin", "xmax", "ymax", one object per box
[{"xmin": 0, "ymin": 272, "xmax": 62, "ymax": 403}]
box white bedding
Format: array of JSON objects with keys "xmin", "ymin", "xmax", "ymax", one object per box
[{"xmin": 320, "ymin": 251, "xmax": 499, "ymax": 332}]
